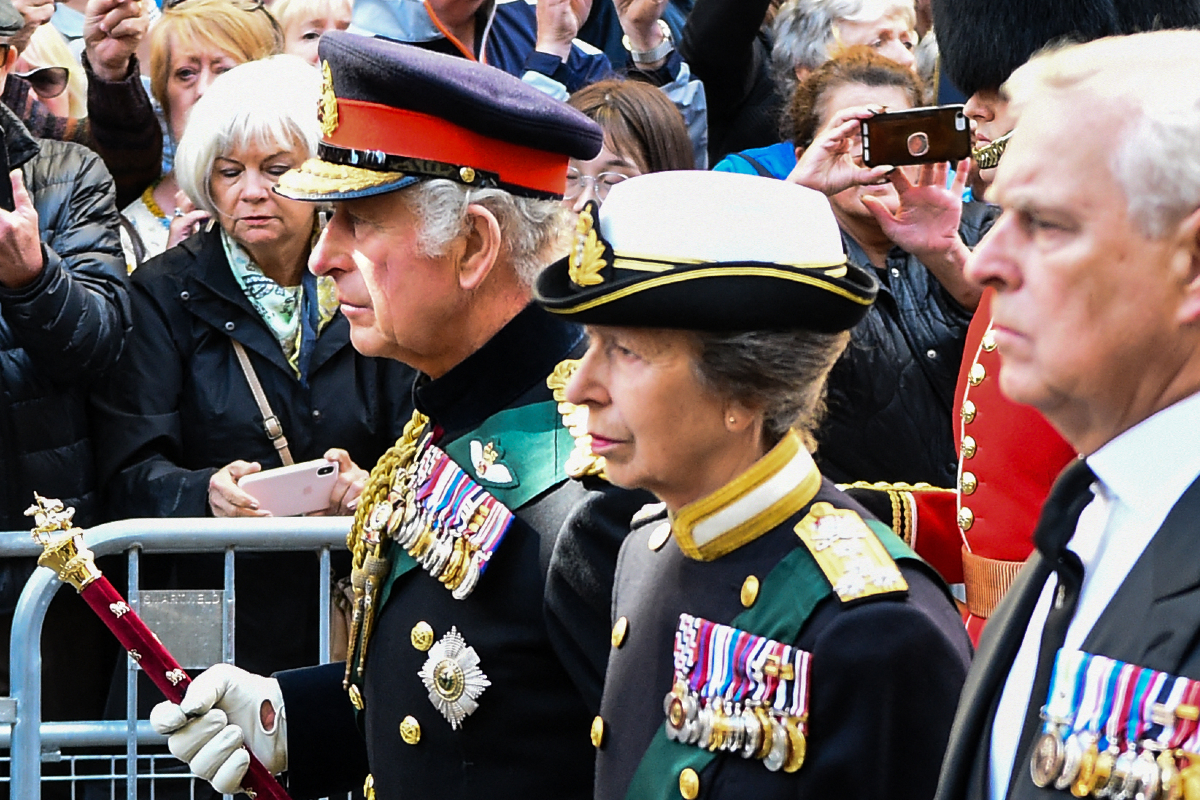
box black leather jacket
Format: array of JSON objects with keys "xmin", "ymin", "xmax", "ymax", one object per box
[{"xmin": 815, "ymin": 200, "xmax": 999, "ymax": 488}]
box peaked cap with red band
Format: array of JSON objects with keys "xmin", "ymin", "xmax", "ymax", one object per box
[{"xmin": 275, "ymin": 31, "xmax": 603, "ymax": 202}]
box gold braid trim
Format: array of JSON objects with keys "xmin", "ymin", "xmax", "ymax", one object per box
[
  {"xmin": 348, "ymin": 410, "xmax": 430, "ymax": 570},
  {"xmin": 546, "ymin": 359, "xmax": 606, "ymax": 480},
  {"xmin": 344, "ymin": 410, "xmax": 429, "ymax": 692}
]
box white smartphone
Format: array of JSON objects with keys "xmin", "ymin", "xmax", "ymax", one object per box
[{"xmin": 237, "ymin": 459, "xmax": 340, "ymax": 517}]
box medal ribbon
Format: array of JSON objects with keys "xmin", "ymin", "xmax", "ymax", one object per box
[
  {"xmin": 1077, "ymin": 655, "xmax": 1114, "ymax": 741},
  {"xmin": 1133, "ymin": 670, "xmax": 1168, "ymax": 747},
  {"xmin": 1101, "ymin": 662, "xmax": 1134, "ymax": 751},
  {"xmin": 1176, "ymin": 680, "xmax": 1200, "ymax": 752},
  {"xmin": 1043, "ymin": 649, "xmax": 1086, "ymax": 732},
  {"xmin": 689, "ymin": 620, "xmax": 715, "ymax": 695},
  {"xmin": 727, "ymin": 630, "xmax": 753, "ymax": 703},
  {"xmin": 1146, "ymin": 675, "xmax": 1186, "ymax": 750},
  {"xmin": 1115, "ymin": 665, "xmax": 1144, "ymax": 752},
  {"xmin": 772, "ymin": 644, "xmax": 793, "ymax": 713},
  {"xmin": 792, "ymin": 649, "xmax": 811, "ymax": 720}
]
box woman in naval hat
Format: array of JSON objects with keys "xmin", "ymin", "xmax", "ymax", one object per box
[{"xmin": 536, "ymin": 169, "xmax": 973, "ymax": 800}]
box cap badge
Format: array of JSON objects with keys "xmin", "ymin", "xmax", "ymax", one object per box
[
  {"xmin": 318, "ymin": 60, "xmax": 339, "ymax": 139},
  {"xmin": 569, "ymin": 205, "xmax": 606, "ymax": 288},
  {"xmin": 418, "ymin": 626, "xmax": 490, "ymax": 730}
]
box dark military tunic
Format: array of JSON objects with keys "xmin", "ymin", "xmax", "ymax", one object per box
[
  {"xmin": 595, "ymin": 433, "xmax": 973, "ymax": 800},
  {"xmin": 275, "ymin": 306, "xmax": 648, "ymax": 800}
]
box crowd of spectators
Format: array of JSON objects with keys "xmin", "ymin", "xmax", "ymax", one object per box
[{"xmin": 1, "ymin": 1, "xmax": 1197, "ymax": 798}]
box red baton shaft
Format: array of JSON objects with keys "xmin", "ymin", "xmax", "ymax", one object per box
[{"xmin": 27, "ymin": 496, "xmax": 291, "ymax": 800}]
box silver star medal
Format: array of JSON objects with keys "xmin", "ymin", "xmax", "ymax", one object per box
[{"xmin": 418, "ymin": 627, "xmax": 490, "ymax": 729}]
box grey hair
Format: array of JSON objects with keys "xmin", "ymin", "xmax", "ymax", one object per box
[
  {"xmin": 1005, "ymin": 30, "xmax": 1200, "ymax": 239},
  {"xmin": 770, "ymin": 0, "xmax": 916, "ymax": 102},
  {"xmin": 396, "ymin": 180, "xmax": 571, "ymax": 287},
  {"xmin": 691, "ymin": 328, "xmax": 851, "ymax": 452},
  {"xmin": 175, "ymin": 55, "xmax": 321, "ymax": 217}
]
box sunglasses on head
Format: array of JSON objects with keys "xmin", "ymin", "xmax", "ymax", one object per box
[{"xmin": 15, "ymin": 66, "xmax": 70, "ymax": 100}]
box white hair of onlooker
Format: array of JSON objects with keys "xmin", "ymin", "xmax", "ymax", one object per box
[{"xmin": 174, "ymin": 54, "xmax": 321, "ymax": 218}]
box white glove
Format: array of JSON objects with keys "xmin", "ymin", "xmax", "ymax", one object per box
[{"xmin": 149, "ymin": 663, "xmax": 287, "ymax": 795}]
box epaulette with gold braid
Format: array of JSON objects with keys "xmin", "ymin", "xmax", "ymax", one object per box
[
  {"xmin": 794, "ymin": 502, "xmax": 908, "ymax": 603},
  {"xmin": 344, "ymin": 410, "xmax": 429, "ymax": 695}
]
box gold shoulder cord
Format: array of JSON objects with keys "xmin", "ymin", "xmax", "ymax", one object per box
[{"xmin": 344, "ymin": 410, "xmax": 429, "ymax": 691}]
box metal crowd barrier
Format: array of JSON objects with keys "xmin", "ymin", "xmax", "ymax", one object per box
[{"xmin": 0, "ymin": 517, "xmax": 353, "ymax": 799}]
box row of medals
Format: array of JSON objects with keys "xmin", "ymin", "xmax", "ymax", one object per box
[
  {"xmin": 372, "ymin": 445, "xmax": 496, "ymax": 601},
  {"xmin": 663, "ymin": 681, "xmax": 807, "ymax": 774},
  {"xmin": 1031, "ymin": 724, "xmax": 1200, "ymax": 800}
]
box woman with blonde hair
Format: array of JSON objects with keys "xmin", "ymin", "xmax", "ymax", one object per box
[
  {"xmin": 271, "ymin": 0, "xmax": 351, "ymax": 65},
  {"xmin": 14, "ymin": 22, "xmax": 87, "ymax": 119},
  {"xmin": 121, "ymin": 0, "xmax": 282, "ymax": 268}
]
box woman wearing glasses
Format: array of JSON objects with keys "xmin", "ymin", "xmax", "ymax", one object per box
[
  {"xmin": 13, "ymin": 22, "xmax": 77, "ymax": 119},
  {"xmin": 564, "ymin": 78, "xmax": 693, "ymax": 213},
  {"xmin": 120, "ymin": 0, "xmax": 281, "ymax": 269}
]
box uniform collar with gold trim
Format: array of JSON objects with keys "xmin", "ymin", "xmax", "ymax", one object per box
[{"xmin": 670, "ymin": 431, "xmax": 822, "ymax": 562}]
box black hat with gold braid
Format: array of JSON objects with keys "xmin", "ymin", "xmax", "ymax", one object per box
[{"xmin": 535, "ymin": 171, "xmax": 878, "ymax": 333}]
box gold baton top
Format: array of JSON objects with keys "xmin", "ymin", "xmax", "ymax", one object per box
[{"xmin": 25, "ymin": 493, "xmax": 101, "ymax": 592}]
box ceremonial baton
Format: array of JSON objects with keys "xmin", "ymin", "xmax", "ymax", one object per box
[{"xmin": 27, "ymin": 494, "xmax": 291, "ymax": 800}]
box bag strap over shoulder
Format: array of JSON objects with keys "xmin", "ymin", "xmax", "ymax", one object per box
[{"xmin": 231, "ymin": 340, "xmax": 295, "ymax": 466}]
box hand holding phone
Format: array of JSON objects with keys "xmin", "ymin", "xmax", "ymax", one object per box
[
  {"xmin": 861, "ymin": 105, "xmax": 971, "ymax": 168},
  {"xmin": 236, "ymin": 459, "xmax": 341, "ymax": 517}
]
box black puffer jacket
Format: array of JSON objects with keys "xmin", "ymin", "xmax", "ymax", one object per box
[
  {"xmin": 0, "ymin": 103, "xmax": 129, "ymax": 534},
  {"xmin": 815, "ymin": 200, "xmax": 999, "ymax": 488}
]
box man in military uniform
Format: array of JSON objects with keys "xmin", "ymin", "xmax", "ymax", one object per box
[
  {"xmin": 147, "ymin": 32, "xmax": 647, "ymax": 800},
  {"xmin": 933, "ymin": 29, "xmax": 1200, "ymax": 800},
  {"xmin": 535, "ymin": 171, "xmax": 973, "ymax": 800}
]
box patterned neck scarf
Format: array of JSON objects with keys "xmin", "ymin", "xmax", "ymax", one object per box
[{"xmin": 222, "ymin": 228, "xmax": 339, "ymax": 380}]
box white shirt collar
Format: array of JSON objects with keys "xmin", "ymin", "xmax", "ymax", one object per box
[{"xmin": 1086, "ymin": 389, "xmax": 1200, "ymax": 524}]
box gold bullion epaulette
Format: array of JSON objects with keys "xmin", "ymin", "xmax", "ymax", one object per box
[
  {"xmin": 838, "ymin": 480, "xmax": 954, "ymax": 548},
  {"xmin": 794, "ymin": 501, "xmax": 908, "ymax": 602},
  {"xmin": 546, "ymin": 359, "xmax": 606, "ymax": 480}
]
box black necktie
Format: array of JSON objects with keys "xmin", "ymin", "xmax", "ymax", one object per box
[{"xmin": 1006, "ymin": 457, "xmax": 1098, "ymax": 798}]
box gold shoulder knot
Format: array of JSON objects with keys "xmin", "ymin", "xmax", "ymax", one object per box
[
  {"xmin": 794, "ymin": 502, "xmax": 908, "ymax": 602},
  {"xmin": 547, "ymin": 359, "xmax": 606, "ymax": 480}
]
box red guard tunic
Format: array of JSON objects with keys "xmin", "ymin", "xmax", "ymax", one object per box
[
  {"xmin": 950, "ymin": 290, "xmax": 1076, "ymax": 641},
  {"xmin": 843, "ymin": 291, "xmax": 1077, "ymax": 644}
]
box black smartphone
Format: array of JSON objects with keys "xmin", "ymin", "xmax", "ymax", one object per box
[
  {"xmin": 0, "ymin": 126, "xmax": 14, "ymax": 213},
  {"xmin": 860, "ymin": 105, "xmax": 971, "ymax": 168}
]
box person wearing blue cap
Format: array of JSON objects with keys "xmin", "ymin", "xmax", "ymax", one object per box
[
  {"xmin": 148, "ymin": 31, "xmax": 649, "ymax": 800},
  {"xmin": 535, "ymin": 170, "xmax": 971, "ymax": 800}
]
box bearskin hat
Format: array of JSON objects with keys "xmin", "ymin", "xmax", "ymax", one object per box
[
  {"xmin": 932, "ymin": 0, "xmax": 1120, "ymax": 96},
  {"xmin": 1113, "ymin": 0, "xmax": 1200, "ymax": 32},
  {"xmin": 934, "ymin": 0, "xmax": 1200, "ymax": 96}
]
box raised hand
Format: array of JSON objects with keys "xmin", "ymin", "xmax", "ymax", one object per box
[
  {"xmin": 84, "ymin": 0, "xmax": 149, "ymax": 82},
  {"xmin": 786, "ymin": 105, "xmax": 893, "ymax": 196},
  {"xmin": 535, "ymin": 0, "xmax": 592, "ymax": 60}
]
